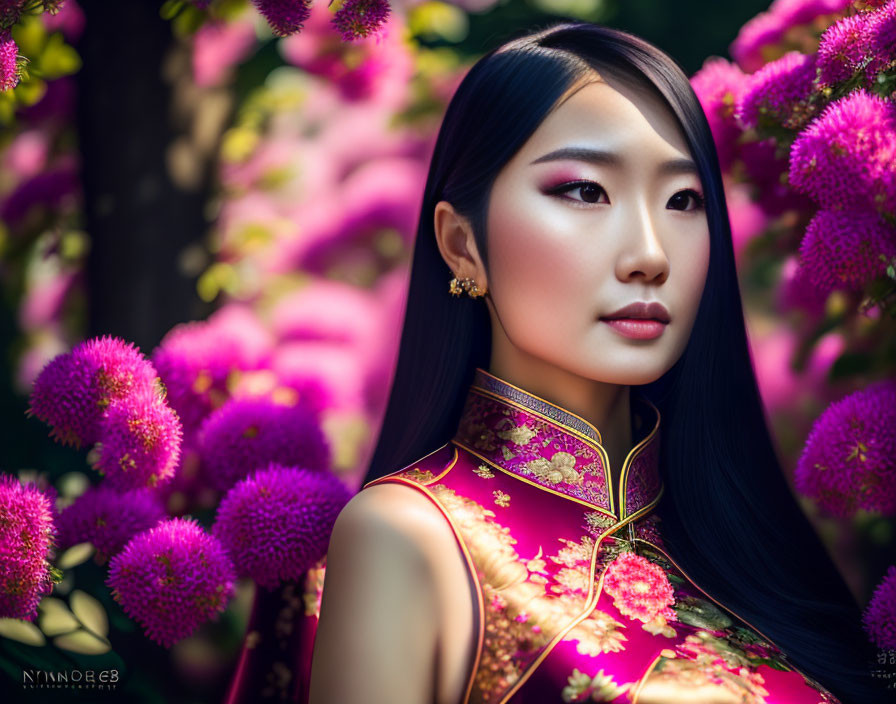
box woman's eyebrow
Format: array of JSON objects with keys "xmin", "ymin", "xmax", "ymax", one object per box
[{"xmin": 529, "ymin": 147, "xmax": 698, "ymax": 175}]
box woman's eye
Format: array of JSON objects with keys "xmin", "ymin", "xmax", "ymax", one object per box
[
  {"xmin": 667, "ymin": 189, "xmax": 705, "ymax": 211},
  {"xmin": 547, "ymin": 181, "xmax": 609, "ymax": 205}
]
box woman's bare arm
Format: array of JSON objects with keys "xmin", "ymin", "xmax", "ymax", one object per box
[{"xmin": 308, "ymin": 484, "xmax": 443, "ymax": 704}]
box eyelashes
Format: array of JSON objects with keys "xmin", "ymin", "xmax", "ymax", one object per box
[{"xmin": 544, "ymin": 180, "xmax": 706, "ymax": 211}]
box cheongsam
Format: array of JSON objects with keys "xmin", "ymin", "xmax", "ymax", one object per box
[{"xmin": 299, "ymin": 367, "xmax": 843, "ymax": 704}]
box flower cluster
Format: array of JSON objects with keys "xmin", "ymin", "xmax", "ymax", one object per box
[
  {"xmin": 0, "ymin": 475, "xmax": 57, "ymax": 620},
  {"xmin": 106, "ymin": 518, "xmax": 235, "ymax": 648},
  {"xmin": 198, "ymin": 396, "xmax": 330, "ymax": 491},
  {"xmin": 56, "ymin": 486, "xmax": 166, "ymax": 563},
  {"xmin": 602, "ymin": 551, "xmax": 678, "ymax": 625},
  {"xmin": 863, "ymin": 565, "xmax": 896, "ymax": 649},
  {"xmin": 213, "ymin": 463, "xmax": 352, "ymax": 588},
  {"xmin": 795, "ymin": 380, "xmax": 896, "ymax": 517}
]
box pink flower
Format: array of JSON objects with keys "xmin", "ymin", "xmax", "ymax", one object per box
[
  {"xmin": 107, "ymin": 518, "xmax": 235, "ymax": 647},
  {"xmin": 816, "ymin": 11, "xmax": 872, "ymax": 86},
  {"xmin": 729, "ymin": 0, "xmax": 853, "ymax": 72},
  {"xmin": 192, "ymin": 17, "xmax": 257, "ymax": 88},
  {"xmin": 795, "ymin": 380, "xmax": 896, "ymax": 517},
  {"xmin": 690, "ymin": 57, "xmax": 746, "ymax": 171},
  {"xmin": 866, "ymin": 0, "xmax": 896, "ymax": 76},
  {"xmin": 735, "ymin": 51, "xmax": 818, "ymax": 130},
  {"xmin": 94, "ymin": 392, "xmax": 183, "ymax": 490},
  {"xmin": 213, "ymin": 463, "xmax": 352, "ymax": 588},
  {"xmin": 0, "ymin": 29, "xmax": 21, "ymax": 92},
  {"xmin": 863, "ymin": 565, "xmax": 896, "ymax": 649},
  {"xmin": 331, "ymin": 0, "xmax": 390, "ymax": 41},
  {"xmin": 56, "ymin": 486, "xmax": 165, "ymax": 563},
  {"xmin": 0, "ymin": 475, "xmax": 57, "ymax": 621},
  {"xmin": 797, "ymin": 208, "xmax": 896, "ymax": 296},
  {"xmin": 602, "ymin": 551, "xmax": 677, "ymax": 624},
  {"xmin": 251, "ymin": 0, "xmax": 312, "ymax": 37},
  {"xmin": 197, "ymin": 396, "xmax": 330, "ymax": 491},
  {"xmin": 788, "ymin": 90, "xmax": 896, "ymax": 217},
  {"xmin": 27, "ymin": 336, "xmax": 160, "ymax": 449}
]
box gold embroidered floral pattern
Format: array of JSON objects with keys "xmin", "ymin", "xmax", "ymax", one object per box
[
  {"xmin": 525, "ymin": 451, "xmax": 583, "ymax": 484},
  {"xmin": 399, "ymin": 467, "xmax": 435, "ymax": 484},
  {"xmin": 474, "ymin": 464, "xmax": 495, "ymax": 479},
  {"xmin": 498, "ymin": 424, "xmax": 538, "ymax": 446},
  {"xmin": 562, "ymin": 667, "xmax": 633, "ymax": 702},
  {"xmin": 493, "ymin": 490, "xmax": 511, "ymax": 507},
  {"xmin": 422, "ymin": 483, "xmax": 609, "ymax": 704},
  {"xmin": 583, "ymin": 510, "xmax": 616, "ymax": 537}
]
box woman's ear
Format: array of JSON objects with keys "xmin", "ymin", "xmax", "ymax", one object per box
[{"xmin": 433, "ymin": 200, "xmax": 487, "ymax": 286}]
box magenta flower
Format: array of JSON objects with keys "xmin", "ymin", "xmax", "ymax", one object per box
[
  {"xmin": 0, "ymin": 29, "xmax": 23, "ymax": 92},
  {"xmin": 198, "ymin": 396, "xmax": 330, "ymax": 491},
  {"xmin": 151, "ymin": 309, "xmax": 272, "ymax": 437},
  {"xmin": 788, "ymin": 90, "xmax": 896, "ymax": 217},
  {"xmin": 816, "ymin": 11, "xmax": 871, "ymax": 86},
  {"xmin": 331, "ymin": 0, "xmax": 390, "ymax": 41},
  {"xmin": 797, "ymin": 208, "xmax": 896, "ymax": 296},
  {"xmin": 863, "ymin": 565, "xmax": 896, "ymax": 649},
  {"xmin": 94, "ymin": 393, "xmax": 183, "ymax": 490},
  {"xmin": 27, "ymin": 336, "xmax": 159, "ymax": 449},
  {"xmin": 735, "ymin": 51, "xmax": 818, "ymax": 130},
  {"xmin": 192, "ymin": 17, "xmax": 257, "ymax": 88},
  {"xmin": 729, "ymin": 0, "xmax": 853, "ymax": 73},
  {"xmin": 794, "ymin": 380, "xmax": 896, "ymax": 517},
  {"xmin": 56, "ymin": 486, "xmax": 166, "ymax": 563},
  {"xmin": 689, "ymin": 57, "xmax": 746, "ymax": 171},
  {"xmin": 251, "ymin": 0, "xmax": 312, "ymax": 37},
  {"xmin": 0, "ymin": 475, "xmax": 57, "ymax": 621},
  {"xmin": 866, "ymin": 1, "xmax": 896, "ymax": 76},
  {"xmin": 107, "ymin": 518, "xmax": 235, "ymax": 648},
  {"xmin": 213, "ymin": 463, "xmax": 351, "ymax": 588},
  {"xmin": 602, "ymin": 551, "xmax": 677, "ymax": 625}
]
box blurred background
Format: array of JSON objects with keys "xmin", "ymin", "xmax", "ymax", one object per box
[{"xmin": 1, "ymin": 1, "xmax": 893, "ymax": 702}]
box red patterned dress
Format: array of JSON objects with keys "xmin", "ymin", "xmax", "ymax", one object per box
[{"xmin": 298, "ymin": 367, "xmax": 842, "ymax": 704}]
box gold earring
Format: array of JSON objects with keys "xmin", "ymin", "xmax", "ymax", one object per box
[{"xmin": 449, "ymin": 276, "xmax": 487, "ymax": 298}]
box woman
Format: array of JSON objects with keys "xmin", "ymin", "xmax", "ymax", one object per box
[{"xmin": 304, "ymin": 21, "xmax": 883, "ymax": 704}]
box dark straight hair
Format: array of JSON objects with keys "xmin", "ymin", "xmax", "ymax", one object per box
[{"xmin": 362, "ymin": 21, "xmax": 883, "ymax": 703}]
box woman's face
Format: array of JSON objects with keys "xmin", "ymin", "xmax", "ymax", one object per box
[{"xmin": 477, "ymin": 72, "xmax": 710, "ymax": 386}]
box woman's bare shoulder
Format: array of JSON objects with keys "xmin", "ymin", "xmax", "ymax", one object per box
[{"xmin": 308, "ymin": 481, "xmax": 453, "ymax": 704}]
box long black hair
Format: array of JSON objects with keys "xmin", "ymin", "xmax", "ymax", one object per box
[{"xmin": 362, "ymin": 21, "xmax": 883, "ymax": 703}]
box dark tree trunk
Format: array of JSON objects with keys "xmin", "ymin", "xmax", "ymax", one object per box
[{"xmin": 76, "ymin": 0, "xmax": 215, "ymax": 352}]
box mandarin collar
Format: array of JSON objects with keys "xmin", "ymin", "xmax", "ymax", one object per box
[{"xmin": 451, "ymin": 367, "xmax": 662, "ymax": 520}]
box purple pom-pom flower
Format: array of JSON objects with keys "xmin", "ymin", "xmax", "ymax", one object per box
[
  {"xmin": 0, "ymin": 475, "xmax": 57, "ymax": 621},
  {"xmin": 107, "ymin": 517, "xmax": 235, "ymax": 648},
  {"xmin": 27, "ymin": 336, "xmax": 160, "ymax": 449},
  {"xmin": 734, "ymin": 51, "xmax": 818, "ymax": 130},
  {"xmin": 331, "ymin": 0, "xmax": 390, "ymax": 41},
  {"xmin": 94, "ymin": 393, "xmax": 183, "ymax": 490},
  {"xmin": 198, "ymin": 396, "xmax": 330, "ymax": 491},
  {"xmin": 866, "ymin": 0, "xmax": 896, "ymax": 76},
  {"xmin": 816, "ymin": 11, "xmax": 872, "ymax": 86},
  {"xmin": 797, "ymin": 208, "xmax": 896, "ymax": 296},
  {"xmin": 794, "ymin": 380, "xmax": 896, "ymax": 517},
  {"xmin": 863, "ymin": 565, "xmax": 896, "ymax": 649},
  {"xmin": 788, "ymin": 90, "xmax": 896, "ymax": 217},
  {"xmin": 213, "ymin": 463, "xmax": 351, "ymax": 589},
  {"xmin": 251, "ymin": 0, "xmax": 312, "ymax": 37},
  {"xmin": 56, "ymin": 486, "xmax": 166, "ymax": 563}
]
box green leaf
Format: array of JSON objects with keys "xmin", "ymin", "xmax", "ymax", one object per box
[
  {"xmin": 0, "ymin": 618, "xmax": 46, "ymax": 646},
  {"xmin": 160, "ymin": 0, "xmax": 186, "ymax": 20},
  {"xmin": 37, "ymin": 597, "xmax": 79, "ymax": 637},
  {"xmin": 35, "ymin": 33, "xmax": 81, "ymax": 79},
  {"xmin": 56, "ymin": 542, "xmax": 94, "ymax": 569},
  {"xmin": 53, "ymin": 630, "xmax": 111, "ymax": 655},
  {"xmin": 69, "ymin": 590, "xmax": 108, "ymax": 638}
]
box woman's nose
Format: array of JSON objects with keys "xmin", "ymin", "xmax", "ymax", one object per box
[{"xmin": 616, "ymin": 202, "xmax": 670, "ymax": 284}]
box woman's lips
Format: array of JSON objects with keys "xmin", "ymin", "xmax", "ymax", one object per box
[{"xmin": 600, "ymin": 318, "xmax": 667, "ymax": 339}]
